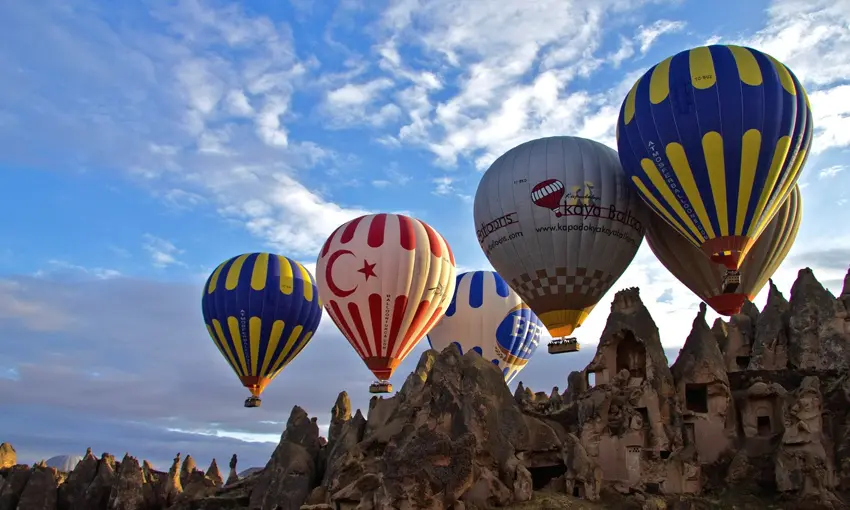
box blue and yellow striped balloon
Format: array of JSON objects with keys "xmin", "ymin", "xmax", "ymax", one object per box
[
  {"xmin": 616, "ymin": 44, "xmax": 812, "ymax": 271},
  {"xmin": 201, "ymin": 253, "xmax": 322, "ymax": 404}
]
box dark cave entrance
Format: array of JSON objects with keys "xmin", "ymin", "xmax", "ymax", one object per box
[
  {"xmin": 685, "ymin": 383, "xmax": 708, "ymax": 413},
  {"xmin": 572, "ymin": 484, "xmax": 584, "ymax": 498},
  {"xmin": 757, "ymin": 415, "xmax": 772, "ymax": 436},
  {"xmin": 615, "ymin": 331, "xmax": 646, "ymax": 378},
  {"xmin": 736, "ymin": 356, "xmax": 750, "ymax": 370},
  {"xmin": 528, "ymin": 463, "xmax": 567, "ymax": 490}
]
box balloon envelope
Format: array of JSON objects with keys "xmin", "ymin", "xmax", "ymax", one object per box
[
  {"xmin": 201, "ymin": 253, "xmax": 323, "ymax": 398},
  {"xmin": 473, "ymin": 136, "xmax": 649, "ymax": 338},
  {"xmin": 616, "ymin": 44, "xmax": 812, "ymax": 271},
  {"xmin": 427, "ymin": 270, "xmax": 545, "ymax": 384},
  {"xmin": 647, "ymin": 185, "xmax": 802, "ymax": 315},
  {"xmin": 316, "ymin": 213, "xmax": 457, "ymax": 382}
]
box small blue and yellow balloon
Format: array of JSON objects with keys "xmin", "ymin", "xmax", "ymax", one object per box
[
  {"xmin": 616, "ymin": 44, "xmax": 812, "ymax": 271},
  {"xmin": 426, "ymin": 270, "xmax": 544, "ymax": 385},
  {"xmin": 201, "ymin": 253, "xmax": 323, "ymax": 408}
]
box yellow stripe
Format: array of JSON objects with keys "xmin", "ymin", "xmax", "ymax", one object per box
[
  {"xmin": 278, "ymin": 255, "xmax": 294, "ymax": 295},
  {"xmin": 702, "ymin": 132, "xmax": 729, "ymax": 236},
  {"xmin": 207, "ymin": 261, "xmax": 227, "ymax": 294},
  {"xmin": 212, "ymin": 319, "xmax": 242, "ymax": 376},
  {"xmin": 689, "ymin": 46, "xmax": 716, "ymax": 89},
  {"xmin": 624, "ymin": 77, "xmax": 640, "ymax": 124},
  {"xmin": 269, "ymin": 325, "xmax": 304, "ymax": 375},
  {"xmin": 665, "ymin": 143, "xmax": 716, "ymax": 238},
  {"xmin": 768, "ymin": 56, "xmax": 795, "ymax": 95},
  {"xmin": 632, "ymin": 177, "xmax": 702, "ymax": 246},
  {"xmin": 638, "ymin": 160, "xmax": 706, "ymax": 242},
  {"xmin": 271, "ymin": 330, "xmax": 313, "ymax": 379},
  {"xmin": 227, "ymin": 316, "xmax": 250, "ymax": 376},
  {"xmin": 649, "ymin": 57, "xmax": 672, "ymax": 104},
  {"xmin": 728, "ymin": 46, "xmax": 762, "ymax": 86},
  {"xmin": 251, "ymin": 253, "xmax": 269, "ymax": 291},
  {"xmin": 746, "ymin": 136, "xmax": 792, "ymax": 237},
  {"xmin": 295, "ymin": 262, "xmax": 314, "ymax": 302},
  {"xmin": 754, "ymin": 146, "xmax": 808, "ymax": 240},
  {"xmin": 735, "ymin": 129, "xmax": 761, "ymax": 235},
  {"xmin": 249, "ymin": 316, "xmax": 261, "ymax": 375},
  {"xmin": 260, "ymin": 320, "xmax": 285, "ymax": 376},
  {"xmin": 225, "ymin": 254, "xmax": 250, "ymax": 291}
]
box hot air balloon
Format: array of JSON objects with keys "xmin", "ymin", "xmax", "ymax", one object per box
[
  {"xmin": 426, "ymin": 270, "xmax": 545, "ymax": 384},
  {"xmin": 616, "ymin": 44, "xmax": 813, "ymax": 295},
  {"xmin": 647, "ymin": 184, "xmax": 802, "ymax": 316},
  {"xmin": 201, "ymin": 253, "xmax": 323, "ymax": 408},
  {"xmin": 316, "ymin": 213, "xmax": 457, "ymax": 393},
  {"xmin": 473, "ymin": 136, "xmax": 649, "ymax": 354}
]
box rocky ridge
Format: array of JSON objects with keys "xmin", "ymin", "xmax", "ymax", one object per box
[{"xmin": 2, "ymin": 267, "xmax": 850, "ymax": 509}]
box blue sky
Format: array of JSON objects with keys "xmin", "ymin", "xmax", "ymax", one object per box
[{"xmin": 1, "ymin": 0, "xmax": 849, "ymax": 471}]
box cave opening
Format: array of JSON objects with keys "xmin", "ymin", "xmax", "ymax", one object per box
[
  {"xmin": 736, "ymin": 356, "xmax": 750, "ymax": 370},
  {"xmin": 757, "ymin": 415, "xmax": 772, "ymax": 436},
  {"xmin": 528, "ymin": 463, "xmax": 567, "ymax": 490},
  {"xmin": 685, "ymin": 383, "xmax": 708, "ymax": 413},
  {"xmin": 615, "ymin": 331, "xmax": 646, "ymax": 378},
  {"xmin": 572, "ymin": 484, "xmax": 584, "ymax": 498}
]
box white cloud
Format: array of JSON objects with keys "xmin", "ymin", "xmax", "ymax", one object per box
[
  {"xmin": 142, "ymin": 235, "xmax": 185, "ymax": 268},
  {"xmin": 432, "ymin": 176, "xmax": 455, "ymax": 196},
  {"xmin": 34, "ymin": 260, "xmax": 122, "ymax": 281},
  {"xmin": 819, "ymin": 165, "xmax": 846, "ymax": 179},
  {"xmin": 634, "ymin": 20, "xmax": 686, "ymax": 54}
]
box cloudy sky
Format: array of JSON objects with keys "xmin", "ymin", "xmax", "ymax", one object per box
[{"xmin": 1, "ymin": 0, "xmax": 848, "ymax": 471}]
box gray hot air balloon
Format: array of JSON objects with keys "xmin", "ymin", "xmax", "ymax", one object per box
[
  {"xmin": 646, "ymin": 185, "xmax": 802, "ymax": 317},
  {"xmin": 473, "ymin": 136, "xmax": 649, "ymax": 353}
]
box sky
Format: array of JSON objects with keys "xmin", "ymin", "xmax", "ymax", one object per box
[{"xmin": 1, "ymin": 0, "xmax": 849, "ymax": 471}]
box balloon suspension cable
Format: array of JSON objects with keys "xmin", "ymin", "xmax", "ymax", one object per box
[
  {"xmin": 244, "ymin": 395, "xmax": 262, "ymax": 408},
  {"xmin": 721, "ymin": 269, "xmax": 742, "ymax": 294},
  {"xmin": 369, "ymin": 380, "xmax": 393, "ymax": 394}
]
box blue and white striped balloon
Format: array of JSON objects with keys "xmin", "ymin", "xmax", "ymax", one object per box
[{"xmin": 426, "ymin": 270, "xmax": 545, "ymax": 384}]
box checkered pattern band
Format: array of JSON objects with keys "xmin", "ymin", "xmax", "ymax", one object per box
[{"xmin": 511, "ymin": 267, "xmax": 614, "ymax": 302}]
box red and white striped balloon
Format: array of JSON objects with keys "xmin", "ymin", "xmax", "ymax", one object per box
[{"xmin": 316, "ymin": 213, "xmax": 457, "ymax": 383}]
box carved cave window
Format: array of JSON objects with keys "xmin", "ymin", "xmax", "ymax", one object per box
[
  {"xmin": 637, "ymin": 407, "xmax": 650, "ymax": 429},
  {"xmin": 573, "ymin": 485, "xmax": 584, "ymax": 498},
  {"xmin": 736, "ymin": 356, "xmax": 750, "ymax": 370},
  {"xmin": 685, "ymin": 383, "xmax": 708, "ymax": 414},
  {"xmin": 615, "ymin": 331, "xmax": 646, "ymax": 378},
  {"xmin": 757, "ymin": 415, "xmax": 771, "ymax": 436},
  {"xmin": 586, "ymin": 371, "xmax": 596, "ymax": 388}
]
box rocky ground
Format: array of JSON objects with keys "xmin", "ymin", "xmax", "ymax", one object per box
[{"xmin": 2, "ymin": 266, "xmax": 850, "ymax": 510}]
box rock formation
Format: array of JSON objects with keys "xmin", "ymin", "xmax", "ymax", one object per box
[{"xmin": 2, "ymin": 266, "xmax": 850, "ymax": 509}]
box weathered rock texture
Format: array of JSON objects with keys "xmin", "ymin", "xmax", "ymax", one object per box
[{"xmin": 3, "ymin": 266, "xmax": 850, "ymax": 509}]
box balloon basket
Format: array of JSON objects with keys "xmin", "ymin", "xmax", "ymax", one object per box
[
  {"xmin": 721, "ymin": 270, "xmax": 741, "ymax": 294},
  {"xmin": 244, "ymin": 396, "xmax": 262, "ymax": 408},
  {"xmin": 548, "ymin": 337, "xmax": 580, "ymax": 354},
  {"xmin": 369, "ymin": 380, "xmax": 393, "ymax": 394}
]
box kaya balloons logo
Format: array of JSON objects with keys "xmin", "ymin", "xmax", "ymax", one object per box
[{"xmin": 494, "ymin": 304, "xmax": 544, "ymax": 366}]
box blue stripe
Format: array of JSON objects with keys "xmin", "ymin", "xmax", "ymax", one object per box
[
  {"xmin": 257, "ymin": 255, "xmax": 279, "ymax": 376},
  {"xmin": 469, "ymin": 271, "xmax": 484, "ymax": 309},
  {"xmin": 445, "ymin": 273, "xmax": 464, "ymax": 317},
  {"xmin": 493, "ymin": 272, "xmax": 510, "ymax": 298},
  {"xmin": 214, "ymin": 256, "xmax": 243, "ymax": 376},
  {"xmin": 235, "ymin": 253, "xmax": 257, "ymax": 372},
  {"xmin": 713, "ymin": 46, "xmax": 745, "ymax": 231}
]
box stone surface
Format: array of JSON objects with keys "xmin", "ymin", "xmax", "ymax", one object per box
[{"xmin": 3, "ymin": 266, "xmax": 850, "ymax": 509}]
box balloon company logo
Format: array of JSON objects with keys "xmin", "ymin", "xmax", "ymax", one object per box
[
  {"xmin": 494, "ymin": 307, "xmax": 542, "ymax": 365},
  {"xmin": 476, "ymin": 211, "xmax": 519, "ymax": 242},
  {"xmin": 531, "ymin": 179, "xmax": 644, "ymax": 234}
]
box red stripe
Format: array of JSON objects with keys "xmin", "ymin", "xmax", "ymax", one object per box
[
  {"xmin": 399, "ymin": 299, "xmax": 431, "ymax": 355},
  {"xmin": 398, "ymin": 215, "xmax": 416, "ymax": 250},
  {"xmin": 439, "ymin": 233, "xmax": 455, "ymax": 265},
  {"xmin": 368, "ymin": 293, "xmax": 383, "ymax": 356},
  {"xmin": 321, "ymin": 225, "xmax": 344, "ymax": 257},
  {"xmin": 400, "ymin": 306, "xmax": 444, "ymax": 361},
  {"xmin": 348, "ymin": 302, "xmax": 373, "ymax": 358},
  {"xmin": 328, "ymin": 300, "xmax": 367, "ymax": 359},
  {"xmin": 340, "ymin": 216, "xmax": 365, "ymax": 244},
  {"xmin": 419, "ymin": 220, "xmax": 442, "ymax": 258},
  {"xmin": 372, "ymin": 369, "xmax": 392, "ymax": 380},
  {"xmin": 368, "ymin": 214, "xmax": 387, "ymax": 248},
  {"xmin": 386, "ymin": 295, "xmax": 408, "ymax": 357}
]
